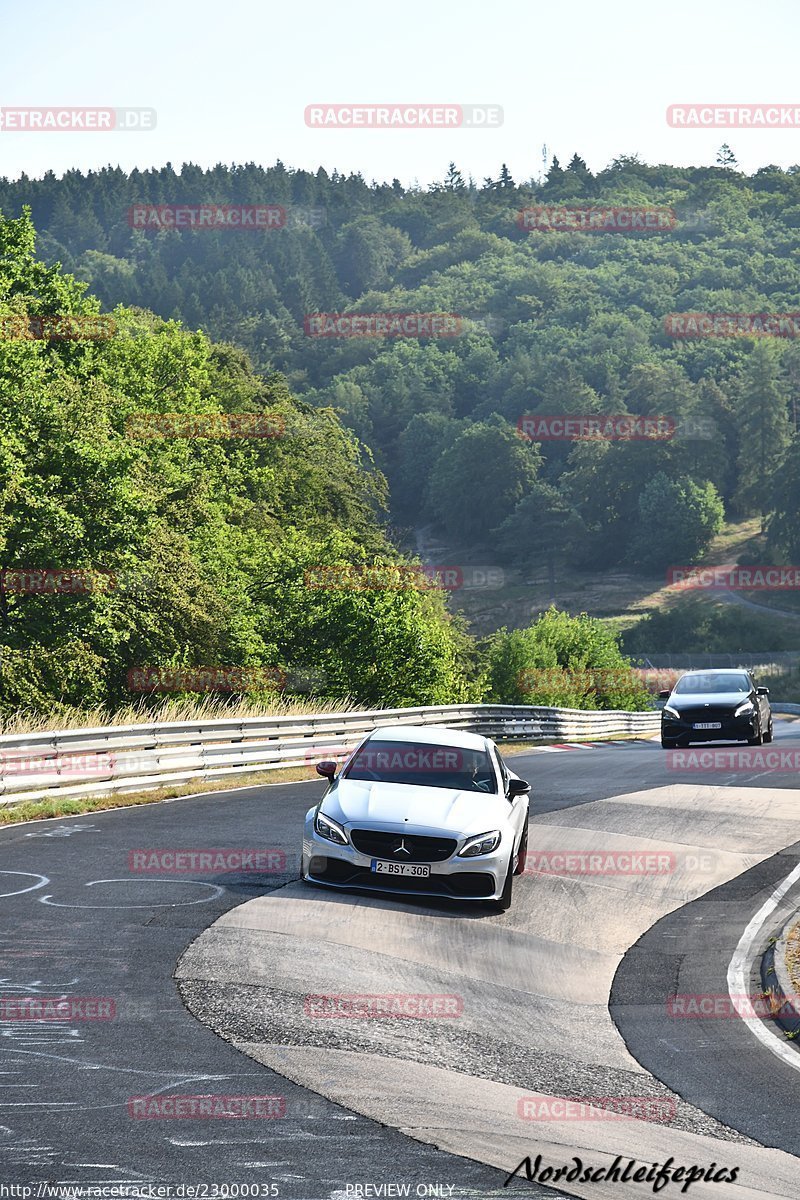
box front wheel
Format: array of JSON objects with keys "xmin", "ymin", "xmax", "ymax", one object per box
[
  {"xmin": 489, "ymin": 858, "xmax": 514, "ymax": 913},
  {"xmin": 747, "ymin": 723, "xmax": 764, "ymax": 746},
  {"xmin": 763, "ymin": 719, "xmax": 774, "ymax": 744},
  {"xmin": 514, "ymin": 821, "xmax": 528, "ymax": 875}
]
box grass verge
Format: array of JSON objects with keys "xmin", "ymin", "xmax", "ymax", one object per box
[
  {"xmin": 0, "ymin": 693, "xmax": 362, "ymax": 737},
  {"xmin": 0, "ymin": 764, "xmax": 322, "ymax": 826}
]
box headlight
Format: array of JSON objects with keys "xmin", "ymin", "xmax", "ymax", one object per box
[
  {"xmin": 458, "ymin": 830, "xmax": 501, "ymax": 858},
  {"xmin": 314, "ymin": 811, "xmax": 348, "ymax": 846},
  {"xmin": 663, "ymin": 705, "xmax": 681, "ymax": 720},
  {"xmin": 734, "ymin": 700, "xmax": 755, "ymax": 718}
]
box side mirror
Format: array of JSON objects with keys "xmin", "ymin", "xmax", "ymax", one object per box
[
  {"xmin": 316, "ymin": 760, "xmax": 337, "ymax": 779},
  {"xmin": 757, "ymin": 686, "xmax": 770, "ymax": 696},
  {"xmin": 508, "ymin": 778, "xmax": 530, "ymax": 797},
  {"xmin": 658, "ymin": 690, "xmax": 671, "ymax": 699}
]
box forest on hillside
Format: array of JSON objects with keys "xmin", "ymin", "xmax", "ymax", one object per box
[
  {"xmin": 3, "ymin": 155, "xmax": 800, "ymax": 713},
  {"xmin": 1, "ymin": 207, "xmax": 657, "ymax": 715},
  {"xmin": 2, "ymin": 154, "xmax": 800, "ymax": 582}
]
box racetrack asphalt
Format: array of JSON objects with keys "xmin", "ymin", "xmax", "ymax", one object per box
[{"xmin": 3, "ymin": 724, "xmax": 800, "ymax": 1197}]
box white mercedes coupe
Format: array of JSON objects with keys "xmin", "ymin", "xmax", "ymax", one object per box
[{"xmin": 302, "ymin": 724, "xmax": 530, "ymax": 911}]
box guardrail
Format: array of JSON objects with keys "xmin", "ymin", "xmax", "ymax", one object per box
[{"xmin": 0, "ymin": 704, "xmax": 660, "ymax": 807}]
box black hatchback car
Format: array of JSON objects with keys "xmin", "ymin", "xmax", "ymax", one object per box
[{"xmin": 659, "ymin": 669, "xmax": 773, "ymax": 749}]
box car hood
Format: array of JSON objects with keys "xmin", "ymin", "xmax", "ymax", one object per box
[
  {"xmin": 667, "ymin": 691, "xmax": 753, "ymax": 710},
  {"xmin": 322, "ymin": 779, "xmax": 510, "ymax": 836}
]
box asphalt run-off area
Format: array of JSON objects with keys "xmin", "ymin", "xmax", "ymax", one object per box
[{"xmin": 3, "ymin": 723, "xmax": 800, "ymax": 1198}]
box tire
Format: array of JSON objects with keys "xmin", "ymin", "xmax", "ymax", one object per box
[
  {"xmin": 661, "ymin": 738, "xmax": 679, "ymax": 750},
  {"xmin": 764, "ymin": 719, "xmax": 774, "ymax": 744},
  {"xmin": 490, "ymin": 857, "xmax": 514, "ymax": 913},
  {"xmin": 747, "ymin": 722, "xmax": 764, "ymax": 746},
  {"xmin": 514, "ymin": 819, "xmax": 528, "ymax": 876}
]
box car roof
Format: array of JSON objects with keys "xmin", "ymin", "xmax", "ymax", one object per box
[
  {"xmin": 679, "ymin": 668, "xmax": 750, "ymax": 676},
  {"xmin": 365, "ymin": 724, "xmax": 490, "ymax": 752}
]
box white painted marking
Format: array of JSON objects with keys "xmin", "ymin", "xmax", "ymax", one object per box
[
  {"xmin": 728, "ymin": 858, "xmax": 800, "ymax": 1072},
  {"xmin": 67, "ymin": 1163, "xmax": 129, "ymax": 1169},
  {"xmin": 24, "ymin": 820, "xmax": 100, "ymax": 840},
  {"xmin": 0, "ymin": 1101, "xmax": 79, "ymax": 1106},
  {"xmin": 39, "ymin": 879, "xmax": 225, "ymax": 908},
  {"xmin": 0, "ymin": 872, "xmax": 49, "ymax": 899}
]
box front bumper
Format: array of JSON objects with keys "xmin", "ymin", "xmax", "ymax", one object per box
[
  {"xmin": 302, "ymin": 812, "xmax": 507, "ymax": 901},
  {"xmin": 661, "ymin": 711, "xmax": 759, "ymax": 744}
]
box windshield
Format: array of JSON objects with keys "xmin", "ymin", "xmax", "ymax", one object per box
[
  {"xmin": 673, "ymin": 672, "xmax": 751, "ymax": 695},
  {"xmin": 343, "ymin": 739, "xmax": 496, "ymax": 792}
]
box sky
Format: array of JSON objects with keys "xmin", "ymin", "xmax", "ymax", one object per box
[{"xmin": 0, "ymin": 0, "xmax": 798, "ymax": 186}]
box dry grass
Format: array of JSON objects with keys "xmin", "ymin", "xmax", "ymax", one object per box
[
  {"xmin": 0, "ymin": 693, "xmax": 364, "ymax": 738},
  {"xmin": 443, "ymin": 517, "xmax": 775, "ymax": 636}
]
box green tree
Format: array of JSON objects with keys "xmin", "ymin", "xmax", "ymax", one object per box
[
  {"xmin": 734, "ymin": 343, "xmax": 792, "ymax": 530},
  {"xmin": 544, "ymin": 156, "xmax": 566, "ymax": 188},
  {"xmin": 767, "ymin": 432, "xmax": 800, "ymax": 561},
  {"xmin": 395, "ymin": 412, "xmax": 462, "ymax": 519},
  {"xmin": 497, "ymin": 164, "xmax": 515, "ymax": 189},
  {"xmin": 444, "ymin": 163, "xmax": 467, "ymax": 192},
  {"xmin": 628, "ymin": 473, "xmax": 724, "ymax": 572},
  {"xmin": 566, "ymin": 153, "xmax": 593, "ymax": 186},
  {"xmin": 716, "ymin": 144, "xmax": 738, "ymax": 170},
  {"xmin": 483, "ymin": 609, "xmax": 651, "ymax": 710},
  {"xmin": 428, "ymin": 420, "xmax": 541, "ymax": 540},
  {"xmin": 0, "ymin": 209, "xmax": 474, "ymax": 714},
  {"xmin": 494, "ymin": 482, "xmax": 585, "ymax": 593}
]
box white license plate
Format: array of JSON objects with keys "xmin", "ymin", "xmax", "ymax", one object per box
[
  {"xmin": 693, "ymin": 722, "xmax": 722, "ymax": 730},
  {"xmin": 371, "ymin": 859, "xmax": 431, "ymax": 878}
]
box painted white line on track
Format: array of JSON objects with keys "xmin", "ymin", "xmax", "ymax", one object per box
[{"xmin": 728, "ymin": 858, "xmax": 800, "ymax": 1072}]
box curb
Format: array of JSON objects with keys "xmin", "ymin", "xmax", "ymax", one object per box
[{"xmin": 760, "ymin": 917, "xmax": 800, "ymax": 1040}]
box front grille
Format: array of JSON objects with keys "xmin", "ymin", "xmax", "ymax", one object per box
[
  {"xmin": 349, "ymin": 829, "xmax": 457, "ymax": 862},
  {"xmin": 309, "ymin": 857, "xmax": 494, "ymax": 898},
  {"xmin": 675, "ymin": 706, "xmax": 739, "ymax": 723}
]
